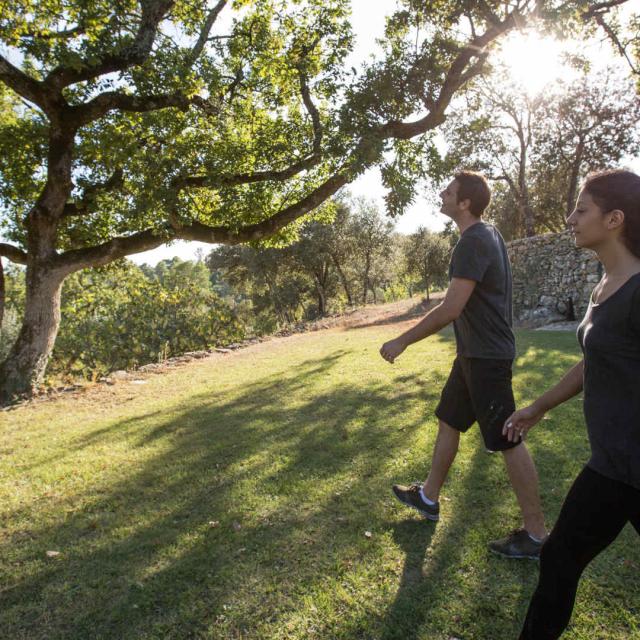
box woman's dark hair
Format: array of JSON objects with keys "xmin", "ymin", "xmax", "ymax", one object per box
[
  {"xmin": 454, "ymin": 171, "xmax": 491, "ymax": 217},
  {"xmin": 583, "ymin": 169, "xmax": 640, "ymax": 258}
]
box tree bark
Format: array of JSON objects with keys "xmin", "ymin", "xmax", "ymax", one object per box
[
  {"xmin": 0, "ymin": 262, "xmax": 66, "ymax": 403},
  {"xmin": 566, "ymin": 139, "xmax": 585, "ymax": 218},
  {"xmin": 0, "ymin": 258, "xmax": 4, "ymax": 329},
  {"xmin": 362, "ymin": 254, "xmax": 371, "ymax": 305},
  {"xmin": 316, "ymin": 285, "xmax": 326, "ymax": 316},
  {"xmin": 523, "ymin": 202, "xmax": 536, "ymax": 237},
  {"xmin": 331, "ymin": 255, "xmax": 352, "ymax": 305}
]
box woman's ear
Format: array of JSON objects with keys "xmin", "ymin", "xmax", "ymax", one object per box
[{"xmin": 606, "ymin": 209, "xmax": 625, "ymax": 230}]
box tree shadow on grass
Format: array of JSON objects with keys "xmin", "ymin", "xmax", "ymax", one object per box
[
  {"xmin": 374, "ymin": 444, "xmax": 537, "ymax": 640},
  {"xmin": 3, "ymin": 331, "xmax": 638, "ymax": 639},
  {"xmin": 1, "ymin": 350, "xmax": 439, "ymax": 639}
]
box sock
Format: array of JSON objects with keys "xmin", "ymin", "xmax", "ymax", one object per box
[{"xmin": 419, "ymin": 487, "xmax": 437, "ymax": 506}]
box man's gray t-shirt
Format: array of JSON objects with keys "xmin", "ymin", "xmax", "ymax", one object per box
[{"xmin": 448, "ymin": 222, "xmax": 515, "ymax": 359}]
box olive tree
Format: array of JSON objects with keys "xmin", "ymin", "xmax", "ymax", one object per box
[{"xmin": 0, "ymin": 0, "xmax": 615, "ymax": 402}]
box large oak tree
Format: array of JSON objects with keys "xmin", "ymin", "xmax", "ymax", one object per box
[{"xmin": 0, "ymin": 0, "xmax": 623, "ymax": 402}]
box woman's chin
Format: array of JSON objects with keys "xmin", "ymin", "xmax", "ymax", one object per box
[{"xmin": 571, "ymin": 233, "xmax": 585, "ymax": 248}]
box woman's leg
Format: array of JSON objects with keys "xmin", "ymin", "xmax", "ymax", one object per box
[{"xmin": 519, "ymin": 467, "xmax": 631, "ymax": 640}]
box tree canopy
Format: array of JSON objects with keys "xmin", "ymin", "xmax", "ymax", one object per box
[{"xmin": 0, "ymin": 0, "xmax": 635, "ymax": 401}]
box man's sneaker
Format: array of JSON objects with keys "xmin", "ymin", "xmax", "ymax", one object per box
[
  {"xmin": 392, "ymin": 482, "xmax": 440, "ymax": 521},
  {"xmin": 488, "ymin": 528, "xmax": 545, "ymax": 560}
]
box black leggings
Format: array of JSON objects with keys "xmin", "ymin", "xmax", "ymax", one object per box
[{"xmin": 519, "ymin": 465, "xmax": 640, "ymax": 640}]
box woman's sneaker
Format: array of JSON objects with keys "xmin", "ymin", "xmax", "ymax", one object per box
[
  {"xmin": 392, "ymin": 482, "xmax": 440, "ymax": 521},
  {"xmin": 488, "ymin": 528, "xmax": 544, "ymax": 560}
]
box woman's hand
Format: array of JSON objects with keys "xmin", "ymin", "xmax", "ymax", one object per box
[{"xmin": 503, "ymin": 404, "xmax": 546, "ymax": 442}]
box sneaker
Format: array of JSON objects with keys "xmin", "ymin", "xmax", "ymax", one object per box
[
  {"xmin": 392, "ymin": 482, "xmax": 440, "ymax": 521},
  {"xmin": 488, "ymin": 528, "xmax": 544, "ymax": 560}
]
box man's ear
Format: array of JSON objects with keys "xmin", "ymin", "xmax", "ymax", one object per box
[{"xmin": 458, "ymin": 198, "xmax": 472, "ymax": 213}]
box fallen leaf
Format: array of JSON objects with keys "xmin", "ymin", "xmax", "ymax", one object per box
[
  {"xmin": 208, "ymin": 521, "xmax": 220, "ymax": 528},
  {"xmin": 364, "ymin": 531, "xmax": 372, "ymax": 538},
  {"xmin": 46, "ymin": 550, "xmax": 61, "ymax": 557},
  {"xmin": 232, "ymin": 521, "xmax": 242, "ymax": 532}
]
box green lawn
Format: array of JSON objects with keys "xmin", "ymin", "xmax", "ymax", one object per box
[{"xmin": 1, "ymin": 323, "xmax": 638, "ymax": 640}]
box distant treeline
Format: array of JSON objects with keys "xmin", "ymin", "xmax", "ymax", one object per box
[{"xmin": 0, "ymin": 198, "xmax": 451, "ymax": 382}]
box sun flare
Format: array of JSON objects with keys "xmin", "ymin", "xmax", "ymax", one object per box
[{"xmin": 498, "ymin": 31, "xmax": 578, "ymax": 95}]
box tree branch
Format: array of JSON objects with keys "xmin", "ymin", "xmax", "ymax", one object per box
[
  {"xmin": 72, "ymin": 90, "xmax": 194, "ymax": 125},
  {"xmin": 582, "ymin": 0, "xmax": 631, "ymax": 20},
  {"xmin": 63, "ymin": 169, "xmax": 125, "ymax": 218},
  {"xmin": 54, "ymin": 171, "xmax": 350, "ymax": 270},
  {"xmin": 592, "ymin": 12, "xmax": 639, "ymax": 75},
  {"xmin": 379, "ymin": 10, "xmax": 521, "ymax": 140},
  {"xmin": 44, "ymin": 0, "xmax": 176, "ymax": 90},
  {"xmin": 298, "ymin": 70, "xmax": 323, "ymax": 154},
  {"xmin": 175, "ymin": 153, "xmax": 322, "ymax": 190},
  {"xmin": 0, "ymin": 55, "xmax": 49, "ymax": 109},
  {"xmin": 0, "ymin": 255, "xmax": 4, "ymax": 328},
  {"xmin": 20, "ymin": 25, "xmax": 86, "ymax": 40},
  {"xmin": 187, "ymin": 0, "xmax": 228, "ymax": 65},
  {"xmin": 0, "ymin": 243, "xmax": 28, "ymax": 265}
]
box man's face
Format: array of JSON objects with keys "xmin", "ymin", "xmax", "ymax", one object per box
[{"xmin": 439, "ymin": 179, "xmax": 460, "ymax": 219}]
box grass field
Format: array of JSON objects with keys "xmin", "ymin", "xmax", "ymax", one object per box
[{"xmin": 1, "ymin": 317, "xmax": 639, "ymax": 639}]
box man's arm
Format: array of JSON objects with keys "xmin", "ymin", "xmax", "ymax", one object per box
[{"xmin": 379, "ymin": 278, "xmax": 476, "ymax": 363}]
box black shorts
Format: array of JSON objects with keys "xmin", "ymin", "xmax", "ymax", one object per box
[{"xmin": 435, "ymin": 356, "xmax": 519, "ymax": 452}]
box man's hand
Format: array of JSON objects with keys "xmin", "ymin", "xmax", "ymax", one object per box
[
  {"xmin": 380, "ymin": 338, "xmax": 406, "ymax": 364},
  {"xmin": 503, "ymin": 404, "xmax": 546, "ymax": 442}
]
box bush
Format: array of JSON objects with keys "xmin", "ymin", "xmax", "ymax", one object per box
[{"xmin": 48, "ymin": 260, "xmax": 244, "ymax": 380}]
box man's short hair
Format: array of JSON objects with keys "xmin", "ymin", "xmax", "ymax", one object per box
[{"xmin": 454, "ymin": 171, "xmax": 491, "ymax": 217}]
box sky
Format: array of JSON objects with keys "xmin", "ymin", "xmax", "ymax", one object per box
[{"xmin": 2, "ymin": 1, "xmax": 639, "ymax": 266}]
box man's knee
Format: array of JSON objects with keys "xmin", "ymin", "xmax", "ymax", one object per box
[
  {"xmin": 438, "ymin": 419, "xmax": 461, "ymax": 437},
  {"xmin": 500, "ymin": 440, "xmax": 524, "ymax": 458}
]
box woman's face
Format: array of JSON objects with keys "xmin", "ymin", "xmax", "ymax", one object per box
[{"xmin": 566, "ymin": 189, "xmax": 618, "ymax": 250}]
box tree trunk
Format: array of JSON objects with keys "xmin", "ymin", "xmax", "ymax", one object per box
[
  {"xmin": 523, "ymin": 203, "xmax": 536, "ymax": 237},
  {"xmin": 331, "ymin": 256, "xmax": 352, "ymax": 305},
  {"xmin": 316, "ymin": 287, "xmax": 326, "ymax": 316},
  {"xmin": 362, "ymin": 254, "xmax": 371, "ymax": 305},
  {"xmin": 0, "ymin": 258, "xmax": 4, "ymax": 329},
  {"xmin": 566, "ymin": 140, "xmax": 584, "ymax": 218},
  {"xmin": 0, "ymin": 263, "xmax": 66, "ymax": 404}
]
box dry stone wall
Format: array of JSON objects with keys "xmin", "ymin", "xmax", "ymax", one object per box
[{"xmin": 507, "ymin": 231, "xmax": 601, "ymax": 326}]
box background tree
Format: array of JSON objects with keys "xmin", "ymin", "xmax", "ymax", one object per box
[
  {"xmin": 207, "ymin": 244, "xmax": 313, "ymax": 330},
  {"xmin": 530, "ymin": 70, "xmax": 640, "ymax": 230},
  {"xmin": 0, "ymin": 0, "xmax": 626, "ymax": 401},
  {"xmin": 0, "ymin": 259, "xmax": 243, "ymax": 380},
  {"xmin": 442, "ymin": 66, "xmax": 640, "ymax": 238},
  {"xmin": 403, "ymin": 227, "xmax": 450, "ymax": 301}
]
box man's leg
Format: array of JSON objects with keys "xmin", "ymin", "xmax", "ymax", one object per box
[
  {"xmin": 502, "ymin": 442, "xmax": 546, "ymax": 539},
  {"xmin": 392, "ymin": 357, "xmax": 472, "ymax": 520},
  {"xmin": 422, "ymin": 419, "xmax": 460, "ymax": 502}
]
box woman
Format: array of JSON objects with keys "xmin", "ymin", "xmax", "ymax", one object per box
[{"xmin": 504, "ymin": 169, "xmax": 640, "ymax": 639}]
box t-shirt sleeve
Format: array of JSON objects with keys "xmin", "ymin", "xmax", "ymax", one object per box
[{"xmin": 450, "ymin": 234, "xmax": 491, "ymax": 282}]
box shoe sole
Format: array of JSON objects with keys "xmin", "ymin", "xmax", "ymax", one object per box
[
  {"xmin": 392, "ymin": 490, "xmax": 439, "ymax": 521},
  {"xmin": 488, "ymin": 547, "xmax": 539, "ymax": 560}
]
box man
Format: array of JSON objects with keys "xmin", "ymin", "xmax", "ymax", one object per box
[{"xmin": 380, "ymin": 171, "xmax": 546, "ymax": 559}]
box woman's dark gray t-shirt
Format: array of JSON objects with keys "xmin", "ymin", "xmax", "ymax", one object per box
[{"xmin": 577, "ymin": 272, "xmax": 640, "ymax": 490}]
